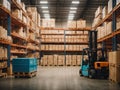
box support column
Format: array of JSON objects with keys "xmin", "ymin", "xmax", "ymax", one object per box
[{"xmin": 112, "ymin": 0, "xmax": 117, "ymax": 51}]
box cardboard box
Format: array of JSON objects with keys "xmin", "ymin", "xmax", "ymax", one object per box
[
  {"xmin": 50, "ymin": 19, "xmax": 55, "ymax": 28},
  {"xmin": 77, "ymin": 20, "xmax": 86, "ymax": 28},
  {"xmin": 0, "ymin": 26, "xmax": 7, "ymax": 39},
  {"xmin": 58, "ymin": 55, "xmax": 64, "ymax": 65},
  {"xmin": 66, "ymin": 55, "xmax": 71, "ymax": 66},
  {"xmin": 53, "ymin": 55, "xmax": 58, "ymax": 66},
  {"xmin": 21, "ymin": 2, "xmax": 26, "ymax": 12},
  {"xmin": 108, "ymin": 0, "xmax": 112, "ymax": 13},
  {"xmin": 102, "ymin": 6, "xmax": 108, "ymax": 19},
  {"xmin": 117, "ymin": 18, "xmax": 120, "ymax": 29},
  {"xmin": 109, "ymin": 51, "xmax": 120, "ymax": 65},
  {"xmin": 67, "ymin": 21, "xmax": 77, "ymax": 28},
  {"xmin": 12, "ymin": 9, "xmax": 22, "ymax": 20},
  {"xmin": 106, "ymin": 21, "xmax": 112, "ymax": 35},
  {"xmin": 0, "ymin": 0, "xmax": 11, "ymax": 11},
  {"xmin": 71, "ymin": 55, "xmax": 77, "ymax": 66},
  {"xmin": 95, "ymin": 6, "xmax": 102, "ymax": 18},
  {"xmin": 48, "ymin": 55, "xmax": 54, "ymax": 66},
  {"xmin": 116, "ymin": 0, "xmax": 120, "ymax": 5},
  {"xmin": 109, "ymin": 65, "xmax": 120, "ymax": 83}
]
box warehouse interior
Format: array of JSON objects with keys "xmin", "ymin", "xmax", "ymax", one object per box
[{"xmin": 0, "ymin": 0, "xmax": 120, "ymax": 90}]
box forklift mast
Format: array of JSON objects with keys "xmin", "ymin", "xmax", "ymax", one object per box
[{"xmin": 88, "ymin": 31, "xmax": 97, "ymax": 69}]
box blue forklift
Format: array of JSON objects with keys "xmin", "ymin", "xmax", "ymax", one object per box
[{"xmin": 79, "ymin": 31, "xmax": 109, "ymax": 79}]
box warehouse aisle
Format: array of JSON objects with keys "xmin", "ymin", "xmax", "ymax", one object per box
[{"xmin": 0, "ymin": 66, "xmax": 120, "ymax": 90}]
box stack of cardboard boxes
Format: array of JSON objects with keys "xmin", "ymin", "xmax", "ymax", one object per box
[
  {"xmin": 0, "ymin": 46, "xmax": 7, "ymax": 59},
  {"xmin": 41, "ymin": 55, "xmax": 82, "ymax": 66},
  {"xmin": 92, "ymin": 6, "xmax": 102, "ymax": 27},
  {"xmin": 67, "ymin": 20, "xmax": 86, "ymax": 29},
  {"xmin": 0, "ymin": 0, "xmax": 11, "ymax": 11},
  {"xmin": 109, "ymin": 51, "xmax": 120, "ymax": 83},
  {"xmin": 0, "ymin": 26, "xmax": 12, "ymax": 43},
  {"xmin": 42, "ymin": 19, "xmax": 55, "ymax": 28}
]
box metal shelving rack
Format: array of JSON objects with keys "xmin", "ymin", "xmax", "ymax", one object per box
[
  {"xmin": 0, "ymin": 0, "xmax": 11, "ymax": 76},
  {"xmin": 94, "ymin": 0, "xmax": 120, "ymax": 51},
  {"xmin": 0, "ymin": 0, "xmax": 41, "ymax": 75},
  {"xmin": 40, "ymin": 28, "xmax": 90, "ymax": 65}
]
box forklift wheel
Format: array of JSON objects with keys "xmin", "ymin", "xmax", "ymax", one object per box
[
  {"xmin": 79, "ymin": 69, "xmax": 83, "ymax": 76},
  {"xmin": 88, "ymin": 74, "xmax": 93, "ymax": 79},
  {"xmin": 89, "ymin": 69, "xmax": 96, "ymax": 79}
]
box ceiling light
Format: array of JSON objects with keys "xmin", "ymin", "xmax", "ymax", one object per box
[
  {"xmin": 43, "ymin": 10, "xmax": 49, "ymax": 13},
  {"xmin": 72, "ymin": 1, "xmax": 80, "ymax": 4},
  {"xmin": 70, "ymin": 7, "xmax": 77, "ymax": 10},
  {"xmin": 68, "ymin": 17, "xmax": 74, "ymax": 20},
  {"xmin": 41, "ymin": 6, "xmax": 48, "ymax": 9},
  {"xmin": 44, "ymin": 14, "xmax": 50, "ymax": 17},
  {"xmin": 69, "ymin": 11, "xmax": 76, "ymax": 13},
  {"xmin": 40, "ymin": 1, "xmax": 48, "ymax": 4}
]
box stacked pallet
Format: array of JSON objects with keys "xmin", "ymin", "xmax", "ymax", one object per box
[
  {"xmin": 12, "ymin": 58, "xmax": 37, "ymax": 78},
  {"xmin": 0, "ymin": 47, "xmax": 7, "ymax": 59},
  {"xmin": 109, "ymin": 51, "xmax": 120, "ymax": 83},
  {"xmin": 40, "ymin": 55, "xmax": 82, "ymax": 66},
  {"xmin": 67, "ymin": 20, "xmax": 86, "ymax": 29},
  {"xmin": 41, "ymin": 31, "xmax": 88, "ymax": 43},
  {"xmin": 42, "ymin": 19, "xmax": 55, "ymax": 28}
]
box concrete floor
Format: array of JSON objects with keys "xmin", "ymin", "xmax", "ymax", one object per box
[{"xmin": 0, "ymin": 66, "xmax": 120, "ymax": 90}]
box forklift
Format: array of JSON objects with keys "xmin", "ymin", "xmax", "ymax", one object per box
[{"xmin": 79, "ymin": 31, "xmax": 109, "ymax": 79}]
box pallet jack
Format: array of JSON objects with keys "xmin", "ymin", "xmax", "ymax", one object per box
[{"xmin": 79, "ymin": 31, "xmax": 109, "ymax": 79}]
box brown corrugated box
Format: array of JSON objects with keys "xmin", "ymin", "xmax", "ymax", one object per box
[
  {"xmin": 77, "ymin": 20, "xmax": 86, "ymax": 28},
  {"xmin": 53, "ymin": 55, "xmax": 58, "ymax": 66}
]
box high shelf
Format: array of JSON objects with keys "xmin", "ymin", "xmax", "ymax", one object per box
[
  {"xmin": 40, "ymin": 28, "xmax": 90, "ymax": 66},
  {"xmin": 0, "ymin": 0, "xmax": 41, "ymax": 75},
  {"xmin": 93, "ymin": 1, "xmax": 120, "ymax": 51}
]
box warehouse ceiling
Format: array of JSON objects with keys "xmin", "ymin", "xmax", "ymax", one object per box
[{"xmin": 22, "ymin": 0, "xmax": 108, "ymax": 26}]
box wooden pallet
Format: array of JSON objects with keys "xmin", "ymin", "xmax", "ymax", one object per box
[{"xmin": 13, "ymin": 71, "xmax": 37, "ymax": 78}]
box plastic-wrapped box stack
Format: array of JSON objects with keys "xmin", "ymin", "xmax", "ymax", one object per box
[
  {"xmin": 0, "ymin": 0, "xmax": 11, "ymax": 11},
  {"xmin": 109, "ymin": 51, "xmax": 120, "ymax": 83},
  {"xmin": 97, "ymin": 21, "xmax": 112, "ymax": 39},
  {"xmin": 92, "ymin": 6, "xmax": 102, "ymax": 27}
]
